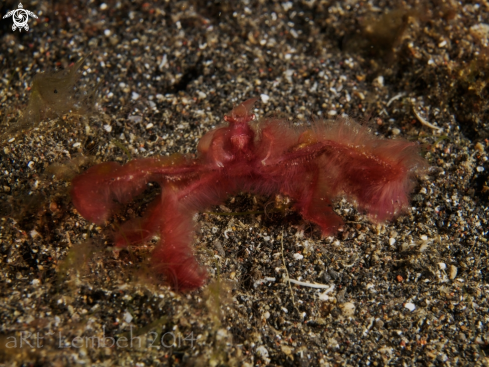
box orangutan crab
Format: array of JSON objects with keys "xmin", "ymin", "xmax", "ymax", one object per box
[{"xmin": 71, "ymin": 98, "xmax": 426, "ymax": 290}]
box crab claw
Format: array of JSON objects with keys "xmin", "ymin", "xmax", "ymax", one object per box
[{"xmin": 224, "ymin": 97, "xmax": 258, "ymax": 125}]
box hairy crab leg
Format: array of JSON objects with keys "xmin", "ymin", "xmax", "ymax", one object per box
[
  {"xmin": 113, "ymin": 194, "xmax": 167, "ymax": 247},
  {"xmin": 280, "ymin": 166, "xmax": 344, "ymax": 236},
  {"xmin": 260, "ymin": 136, "xmax": 425, "ymax": 222},
  {"xmin": 113, "ymin": 164, "xmax": 235, "ymax": 249},
  {"xmin": 71, "ymin": 156, "xmax": 201, "ymax": 224},
  {"xmin": 151, "ymin": 187, "xmax": 207, "ymax": 291},
  {"xmin": 151, "ymin": 171, "xmax": 238, "ymax": 290}
]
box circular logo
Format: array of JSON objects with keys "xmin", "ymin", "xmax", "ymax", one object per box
[{"xmin": 3, "ymin": 3, "xmax": 38, "ymax": 32}]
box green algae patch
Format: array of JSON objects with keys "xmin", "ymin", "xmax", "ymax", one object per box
[{"xmin": 1, "ymin": 57, "xmax": 98, "ymax": 144}]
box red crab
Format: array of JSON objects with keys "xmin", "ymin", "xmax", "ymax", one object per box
[{"xmin": 71, "ymin": 98, "xmax": 427, "ymax": 290}]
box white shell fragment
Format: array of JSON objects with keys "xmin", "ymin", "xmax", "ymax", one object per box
[
  {"xmin": 260, "ymin": 94, "xmax": 270, "ymax": 103},
  {"xmin": 404, "ymin": 303, "xmax": 416, "ymax": 312},
  {"xmin": 123, "ymin": 310, "xmax": 133, "ymax": 323}
]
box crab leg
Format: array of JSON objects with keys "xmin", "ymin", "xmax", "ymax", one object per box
[{"xmin": 71, "ymin": 156, "xmax": 201, "ymax": 224}]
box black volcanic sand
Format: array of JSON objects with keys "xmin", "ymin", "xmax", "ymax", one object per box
[{"xmin": 0, "ymin": 1, "xmax": 488, "ymax": 366}]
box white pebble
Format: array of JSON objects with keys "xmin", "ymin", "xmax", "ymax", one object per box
[
  {"xmin": 146, "ymin": 123, "xmax": 154, "ymax": 129},
  {"xmin": 100, "ymin": 3, "xmax": 108, "ymax": 10},
  {"xmin": 123, "ymin": 310, "xmax": 133, "ymax": 323},
  {"xmin": 282, "ymin": 1, "xmax": 293, "ymax": 11},
  {"xmin": 293, "ymin": 253, "xmax": 304, "ymax": 260},
  {"xmin": 131, "ymin": 92, "xmax": 140, "ymax": 100},
  {"xmin": 438, "ymin": 262, "xmax": 447, "ymax": 270},
  {"xmin": 104, "ymin": 29, "xmax": 111, "ymax": 37},
  {"xmin": 476, "ymin": 166, "xmax": 485, "ymax": 172},
  {"xmin": 27, "ymin": 161, "xmax": 35, "ymax": 169},
  {"xmin": 389, "ymin": 238, "xmax": 396, "ymax": 246},
  {"xmin": 404, "ymin": 302, "xmax": 416, "ymax": 312},
  {"xmin": 260, "ymin": 94, "xmax": 270, "ymax": 103},
  {"xmin": 103, "ymin": 125, "xmax": 112, "ymax": 133}
]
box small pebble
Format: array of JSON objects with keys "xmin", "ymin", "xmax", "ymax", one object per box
[
  {"xmin": 123, "ymin": 310, "xmax": 133, "ymax": 323},
  {"xmin": 128, "ymin": 115, "xmax": 142, "ymax": 123},
  {"xmin": 374, "ymin": 76, "xmax": 384, "ymax": 87},
  {"xmin": 340, "ymin": 302, "xmax": 355, "ymax": 316},
  {"xmin": 293, "ymin": 253, "xmax": 303, "ymax": 260},
  {"xmin": 404, "ymin": 303, "xmax": 416, "ymax": 312},
  {"xmin": 449, "ymin": 265, "xmax": 458, "ymax": 280},
  {"xmin": 256, "ymin": 346, "xmax": 269, "ymax": 359}
]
